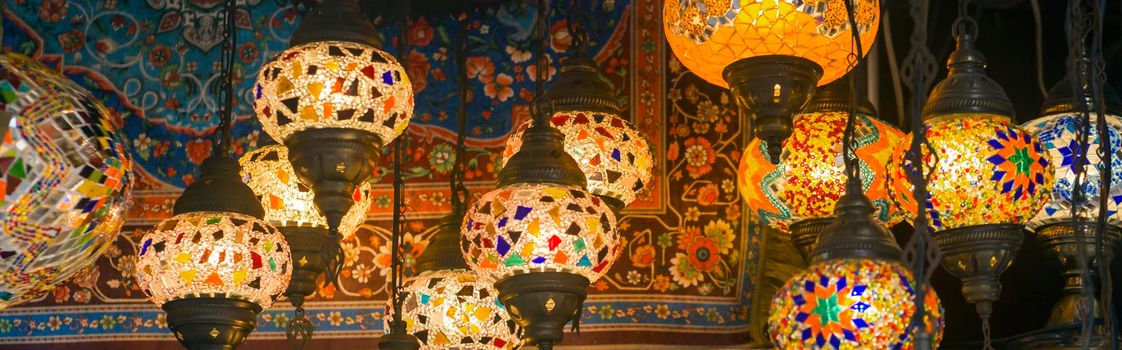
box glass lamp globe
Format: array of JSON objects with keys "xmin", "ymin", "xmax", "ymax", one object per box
[
  {"xmin": 136, "ymin": 211, "xmax": 292, "ymax": 308},
  {"xmin": 460, "ymin": 182, "xmax": 620, "ymax": 283},
  {"xmin": 502, "ymin": 112, "xmax": 653, "ymax": 208},
  {"xmin": 239, "ymin": 144, "xmax": 372, "ymax": 237},
  {"xmin": 768, "ymin": 259, "xmax": 944, "ymax": 349},
  {"xmin": 886, "ymin": 115, "xmax": 1053, "ymax": 231},
  {"xmin": 738, "ymin": 110, "xmax": 905, "ymax": 233},
  {"xmin": 0, "ymin": 53, "xmax": 134, "ymax": 309},
  {"xmin": 663, "ymin": 0, "xmax": 880, "ymax": 87},
  {"xmin": 1022, "ymin": 113, "xmax": 1122, "ymax": 230},
  {"xmin": 393, "ymin": 269, "xmax": 524, "ymax": 349},
  {"xmin": 254, "ymin": 41, "xmax": 414, "ymax": 145}
]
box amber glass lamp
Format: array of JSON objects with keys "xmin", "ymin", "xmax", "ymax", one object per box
[
  {"xmin": 738, "ymin": 79, "xmax": 903, "ymax": 259},
  {"xmin": 664, "ymin": 0, "xmax": 880, "ymax": 160},
  {"xmin": 886, "ymin": 27, "xmax": 1052, "ymax": 328},
  {"xmin": 0, "ymin": 53, "xmax": 134, "ymax": 309},
  {"xmin": 253, "ymin": 0, "xmax": 413, "ymax": 288}
]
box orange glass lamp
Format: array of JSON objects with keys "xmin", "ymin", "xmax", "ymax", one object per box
[
  {"xmin": 886, "ymin": 27, "xmax": 1052, "ymax": 328},
  {"xmin": 738, "ymin": 79, "xmax": 903, "ymax": 259},
  {"xmin": 664, "ymin": 0, "xmax": 880, "ymax": 160},
  {"xmin": 240, "ymin": 144, "xmax": 372, "ymax": 347},
  {"xmin": 0, "ymin": 53, "xmax": 134, "ymax": 309}
]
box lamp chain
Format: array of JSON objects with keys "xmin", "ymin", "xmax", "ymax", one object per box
[
  {"xmin": 840, "ymin": 0, "xmax": 863, "ymax": 192},
  {"xmin": 900, "ymin": 0, "xmax": 941, "ymax": 349},
  {"xmin": 529, "ymin": 0, "xmax": 551, "ymax": 125},
  {"xmin": 1088, "ymin": 0, "xmax": 1118, "ymax": 346},
  {"xmin": 567, "ymin": 0, "xmax": 589, "ymax": 58},
  {"xmin": 451, "ymin": 16, "xmax": 470, "ymax": 215},
  {"xmin": 214, "ymin": 0, "xmax": 238, "ymax": 157},
  {"xmin": 1064, "ymin": 1, "xmax": 1097, "ymax": 348},
  {"xmin": 388, "ymin": 0, "xmax": 411, "ymax": 330}
]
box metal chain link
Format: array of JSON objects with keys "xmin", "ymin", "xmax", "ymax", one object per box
[
  {"xmin": 389, "ymin": 0, "xmax": 411, "ymax": 330},
  {"xmin": 215, "ymin": 0, "xmax": 238, "ymax": 156}
]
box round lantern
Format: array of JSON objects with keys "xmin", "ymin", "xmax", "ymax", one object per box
[
  {"xmin": 663, "ymin": 0, "xmax": 880, "ymax": 88},
  {"xmin": 240, "ymin": 144, "xmax": 372, "ymax": 237},
  {"xmin": 254, "ymin": 41, "xmax": 413, "ymax": 144},
  {"xmin": 461, "ymin": 182, "xmax": 620, "ymax": 282},
  {"xmin": 136, "ymin": 211, "xmax": 292, "ymax": 307},
  {"xmin": 502, "ymin": 112, "xmax": 653, "ymax": 208},
  {"xmin": 769, "ymin": 259, "xmax": 944, "ymax": 349},
  {"xmin": 0, "ymin": 53, "xmax": 134, "ymax": 309},
  {"xmin": 886, "ymin": 115, "xmax": 1052, "ymax": 232},
  {"xmin": 738, "ymin": 80, "xmax": 903, "ymax": 258},
  {"xmin": 394, "ymin": 268, "xmax": 524, "ymax": 349}
]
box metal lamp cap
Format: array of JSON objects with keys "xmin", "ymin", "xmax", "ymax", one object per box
[
  {"xmin": 289, "ymin": 0, "xmax": 382, "ymax": 48},
  {"xmin": 497, "ymin": 106, "xmax": 588, "ymax": 189},
  {"xmin": 801, "ymin": 78, "xmax": 877, "ymax": 116},
  {"xmin": 173, "ymin": 155, "xmax": 266, "ymax": 219},
  {"xmin": 543, "ymin": 56, "xmax": 621, "ymax": 115},
  {"xmin": 922, "ymin": 30, "xmax": 1015, "ymax": 120},
  {"xmin": 414, "ymin": 212, "xmax": 470, "ymax": 273},
  {"xmin": 810, "ymin": 182, "xmax": 903, "ymax": 263}
]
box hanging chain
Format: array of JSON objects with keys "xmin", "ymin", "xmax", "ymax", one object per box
[
  {"xmin": 899, "ymin": 0, "xmax": 940, "ymax": 349},
  {"xmin": 567, "ymin": 0, "xmax": 589, "ymax": 58},
  {"xmin": 214, "ymin": 0, "xmax": 238, "ymax": 157},
  {"xmin": 1088, "ymin": 0, "xmax": 1118, "ymax": 347},
  {"xmin": 840, "ymin": 0, "xmax": 863, "ymax": 190},
  {"xmin": 529, "ymin": 0, "xmax": 551, "ymax": 125},
  {"xmin": 1064, "ymin": 1, "xmax": 1097, "ymax": 348},
  {"xmin": 388, "ymin": 1, "xmax": 411, "ymax": 331},
  {"xmin": 450, "ymin": 16, "xmax": 471, "ymax": 215}
]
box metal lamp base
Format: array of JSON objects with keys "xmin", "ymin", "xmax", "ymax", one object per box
[
  {"xmin": 722, "ymin": 55, "xmax": 822, "ymax": 163},
  {"xmin": 934, "ymin": 223, "xmax": 1024, "ymax": 315},
  {"xmin": 789, "ymin": 218, "xmax": 831, "ymax": 261},
  {"xmin": 163, "ymin": 298, "xmax": 262, "ymax": 350},
  {"xmin": 495, "ymin": 272, "xmax": 590, "ymax": 347}
]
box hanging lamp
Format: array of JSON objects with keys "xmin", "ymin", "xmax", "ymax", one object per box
[
  {"xmin": 461, "ymin": 2, "xmax": 621, "ymax": 348},
  {"xmin": 1019, "ymin": 39, "xmax": 1122, "ymax": 347},
  {"xmin": 391, "ymin": 23, "xmax": 524, "ymax": 350},
  {"xmin": 885, "ymin": 16, "xmax": 1053, "ymax": 339},
  {"xmin": 253, "ymin": 0, "xmax": 413, "ymax": 286},
  {"xmin": 502, "ymin": 0, "xmax": 653, "ymax": 211},
  {"xmin": 239, "ymin": 144, "xmax": 372, "ymax": 348},
  {"xmin": 738, "ymin": 78, "xmax": 904, "ymax": 260},
  {"xmin": 768, "ymin": 3, "xmax": 943, "ymax": 346},
  {"xmin": 136, "ymin": 1, "xmax": 292, "ymax": 347},
  {"xmin": 663, "ymin": 0, "xmax": 880, "ymax": 161},
  {"xmin": 0, "ymin": 52, "xmax": 134, "ymax": 309}
]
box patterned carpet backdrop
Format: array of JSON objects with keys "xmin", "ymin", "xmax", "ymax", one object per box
[{"xmin": 0, "ymin": 0, "xmax": 761, "ymax": 347}]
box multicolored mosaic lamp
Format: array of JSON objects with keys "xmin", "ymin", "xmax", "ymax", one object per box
[
  {"xmin": 502, "ymin": 57, "xmax": 653, "ymax": 210},
  {"xmin": 395, "ymin": 216, "xmax": 524, "ymax": 350},
  {"xmin": 253, "ymin": 0, "xmax": 413, "ymax": 287},
  {"xmin": 769, "ymin": 172, "xmax": 944, "ymax": 349},
  {"xmin": 738, "ymin": 79, "xmax": 904, "ymax": 259},
  {"xmin": 462, "ymin": 109, "xmax": 620, "ymax": 349},
  {"xmin": 885, "ymin": 25, "xmax": 1052, "ymax": 329},
  {"xmin": 240, "ymin": 144, "xmax": 372, "ymax": 347},
  {"xmin": 663, "ymin": 0, "xmax": 880, "ymax": 161},
  {"xmin": 1021, "ymin": 63, "xmax": 1122, "ymax": 341},
  {"xmin": 0, "ymin": 53, "xmax": 134, "ymax": 309}
]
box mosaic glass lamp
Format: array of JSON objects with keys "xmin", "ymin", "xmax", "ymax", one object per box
[
  {"xmin": 253, "ymin": 0, "xmax": 413, "ymax": 288},
  {"xmin": 769, "ymin": 173, "xmax": 944, "ymax": 348},
  {"xmin": 663, "ymin": 0, "xmax": 880, "ymax": 161},
  {"xmin": 1020, "ymin": 63, "xmax": 1122, "ymax": 343},
  {"xmin": 137, "ymin": 156, "xmax": 291, "ymax": 349},
  {"xmin": 394, "ymin": 216, "xmax": 524, "ymax": 350},
  {"xmin": 462, "ymin": 104, "xmax": 621, "ymax": 349},
  {"xmin": 0, "ymin": 53, "xmax": 134, "ymax": 309},
  {"xmin": 885, "ymin": 27, "xmax": 1052, "ymax": 326},
  {"xmin": 738, "ymin": 79, "xmax": 904, "ymax": 259},
  {"xmin": 240, "ymin": 144, "xmax": 372, "ymax": 347},
  {"xmin": 502, "ymin": 57, "xmax": 653, "ymax": 210}
]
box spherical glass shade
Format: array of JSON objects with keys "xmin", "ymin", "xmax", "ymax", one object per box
[
  {"xmin": 663, "ymin": 0, "xmax": 880, "ymax": 87},
  {"xmin": 768, "ymin": 259, "xmax": 944, "ymax": 349},
  {"xmin": 1023, "ymin": 113, "xmax": 1122, "ymax": 230},
  {"xmin": 239, "ymin": 144, "xmax": 372, "ymax": 236},
  {"xmin": 502, "ymin": 112, "xmax": 653, "ymax": 206},
  {"xmin": 886, "ymin": 115, "xmax": 1053, "ymax": 231},
  {"xmin": 393, "ymin": 269, "xmax": 524, "ymax": 349},
  {"xmin": 739, "ymin": 111, "xmax": 904, "ymax": 232},
  {"xmin": 460, "ymin": 183, "xmax": 620, "ymax": 282},
  {"xmin": 254, "ymin": 41, "xmax": 414, "ymax": 144},
  {"xmin": 0, "ymin": 53, "xmax": 134, "ymax": 308},
  {"xmin": 136, "ymin": 212, "xmax": 292, "ymax": 307}
]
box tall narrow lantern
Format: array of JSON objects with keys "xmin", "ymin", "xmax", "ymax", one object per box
[
  {"xmin": 0, "ymin": 53, "xmax": 134, "ymax": 309},
  {"xmin": 240, "ymin": 144, "xmax": 372, "ymax": 348},
  {"xmin": 136, "ymin": 1, "xmax": 292, "ymax": 347},
  {"xmin": 886, "ymin": 20, "xmax": 1053, "ymax": 335},
  {"xmin": 738, "ymin": 79, "xmax": 904, "ymax": 259},
  {"xmin": 254, "ymin": 0, "xmax": 413, "ymax": 285},
  {"xmin": 664, "ymin": 0, "xmax": 880, "ymax": 161}
]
